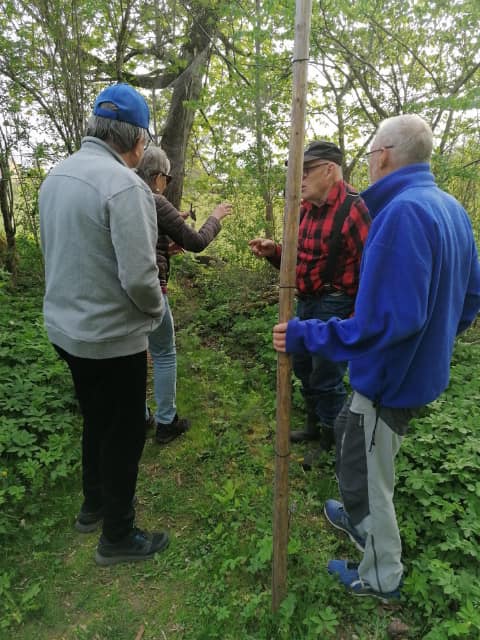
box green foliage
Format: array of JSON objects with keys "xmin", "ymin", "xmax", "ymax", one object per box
[
  {"xmin": 169, "ymin": 260, "xmax": 480, "ymax": 639},
  {"xmin": 174, "ymin": 257, "xmax": 279, "ymax": 410},
  {"xmin": 2, "ymin": 0, "xmax": 480, "ymax": 267},
  {"xmin": 309, "ymin": 0, "xmax": 480, "ymax": 200},
  {"xmin": 0, "ymin": 257, "xmax": 79, "ymax": 628},
  {"xmin": 0, "ymin": 268, "xmax": 78, "ymax": 536},
  {"xmin": 0, "ymin": 570, "xmax": 42, "ymax": 630},
  {"xmin": 13, "ymin": 165, "xmax": 45, "ymax": 247},
  {"xmin": 395, "ymin": 337, "xmax": 480, "ymax": 638},
  {"xmin": 2, "ymin": 246, "xmax": 480, "ymax": 639}
]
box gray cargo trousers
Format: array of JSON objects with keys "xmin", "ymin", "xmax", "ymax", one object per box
[{"xmin": 335, "ymin": 392, "xmax": 415, "ymax": 593}]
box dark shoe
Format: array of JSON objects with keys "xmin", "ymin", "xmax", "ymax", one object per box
[
  {"xmin": 324, "ymin": 499, "xmax": 366, "ymax": 552},
  {"xmin": 301, "ymin": 447, "xmax": 323, "ymax": 471},
  {"xmin": 290, "ymin": 410, "xmax": 320, "ymax": 443},
  {"xmin": 95, "ymin": 527, "xmax": 170, "ymax": 566},
  {"xmin": 75, "ymin": 495, "xmax": 138, "ymax": 534},
  {"xmin": 146, "ymin": 407, "xmax": 155, "ymax": 430},
  {"xmin": 327, "ymin": 560, "xmax": 401, "ymax": 602},
  {"xmin": 290, "ymin": 428, "xmax": 321, "ymax": 443},
  {"xmin": 301, "ymin": 427, "xmax": 335, "ymax": 470},
  {"xmin": 75, "ymin": 505, "xmax": 103, "ymax": 533},
  {"xmin": 155, "ymin": 414, "xmax": 190, "ymax": 445}
]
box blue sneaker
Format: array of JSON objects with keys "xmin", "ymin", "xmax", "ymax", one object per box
[
  {"xmin": 328, "ymin": 559, "xmax": 401, "ymax": 603},
  {"xmin": 324, "ymin": 499, "xmax": 366, "ymax": 552}
]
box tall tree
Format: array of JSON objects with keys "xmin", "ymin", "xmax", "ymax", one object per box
[
  {"xmin": 307, "ymin": 0, "xmax": 480, "ymax": 183},
  {"xmin": 160, "ymin": 2, "xmax": 220, "ymax": 208},
  {"xmin": 0, "ymin": 127, "xmax": 16, "ymax": 277},
  {"xmin": 0, "ymin": 0, "xmax": 228, "ymax": 207},
  {"xmin": 1, "ymin": 0, "xmax": 480, "ymax": 239},
  {"xmin": 0, "ymin": 79, "xmax": 33, "ymax": 279},
  {"xmin": 187, "ymin": 0, "xmax": 295, "ymax": 237},
  {"xmin": 0, "ymin": 0, "xmax": 95, "ymax": 155}
]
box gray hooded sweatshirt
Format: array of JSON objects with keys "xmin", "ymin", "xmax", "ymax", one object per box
[{"xmin": 39, "ymin": 137, "xmax": 164, "ymax": 359}]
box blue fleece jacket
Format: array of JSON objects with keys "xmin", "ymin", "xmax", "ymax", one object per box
[{"xmin": 286, "ymin": 164, "xmax": 480, "ymax": 408}]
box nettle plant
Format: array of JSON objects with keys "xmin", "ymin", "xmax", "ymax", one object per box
[
  {"xmin": 396, "ymin": 338, "xmax": 480, "ymax": 638},
  {"xmin": 0, "ymin": 279, "xmax": 80, "ymax": 628},
  {"xmin": 0, "ymin": 284, "xmax": 79, "ymax": 537}
]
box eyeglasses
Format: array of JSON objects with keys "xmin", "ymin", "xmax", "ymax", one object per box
[
  {"xmin": 302, "ymin": 162, "xmax": 330, "ymax": 177},
  {"xmin": 364, "ymin": 145, "xmax": 394, "ymax": 158},
  {"xmin": 159, "ymin": 172, "xmax": 172, "ymax": 185},
  {"xmin": 143, "ymin": 130, "xmax": 154, "ymax": 151}
]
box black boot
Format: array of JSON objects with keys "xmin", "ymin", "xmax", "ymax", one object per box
[
  {"xmin": 155, "ymin": 414, "xmax": 191, "ymax": 445},
  {"xmin": 290, "ymin": 410, "xmax": 320, "ymax": 443},
  {"xmin": 302, "ymin": 427, "xmax": 335, "ymax": 471}
]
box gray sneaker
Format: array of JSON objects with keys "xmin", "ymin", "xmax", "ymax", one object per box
[{"xmin": 95, "ymin": 527, "xmax": 169, "ymax": 566}]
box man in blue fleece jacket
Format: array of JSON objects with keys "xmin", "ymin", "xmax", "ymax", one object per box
[{"xmin": 273, "ymin": 114, "xmax": 480, "ymax": 600}]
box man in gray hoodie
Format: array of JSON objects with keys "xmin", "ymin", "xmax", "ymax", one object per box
[{"xmin": 39, "ymin": 83, "xmax": 168, "ymax": 565}]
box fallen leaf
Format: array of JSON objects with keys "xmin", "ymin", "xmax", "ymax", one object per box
[{"xmin": 388, "ymin": 617, "xmax": 410, "ymax": 638}]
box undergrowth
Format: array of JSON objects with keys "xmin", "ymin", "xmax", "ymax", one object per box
[
  {"xmin": 0, "ymin": 262, "xmax": 79, "ymax": 628},
  {"xmin": 1, "ymin": 243, "xmax": 480, "ymax": 639},
  {"xmin": 170, "ymin": 257, "xmax": 480, "ymax": 639}
]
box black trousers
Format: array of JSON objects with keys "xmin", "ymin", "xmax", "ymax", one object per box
[{"xmin": 54, "ymin": 345, "xmax": 147, "ymax": 542}]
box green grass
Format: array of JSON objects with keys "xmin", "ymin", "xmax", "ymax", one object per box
[
  {"xmin": 2, "ymin": 257, "xmax": 480, "ymax": 639},
  {"xmin": 4, "ymin": 322, "xmax": 384, "ymax": 640}
]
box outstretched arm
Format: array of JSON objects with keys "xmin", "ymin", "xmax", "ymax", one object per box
[
  {"xmin": 155, "ymin": 195, "xmax": 231, "ymax": 252},
  {"xmin": 248, "ymin": 238, "xmax": 276, "ymax": 258}
]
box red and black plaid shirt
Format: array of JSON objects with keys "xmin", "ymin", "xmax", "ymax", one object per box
[{"xmin": 269, "ymin": 181, "xmax": 371, "ymax": 296}]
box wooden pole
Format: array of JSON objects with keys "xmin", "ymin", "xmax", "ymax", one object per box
[{"xmin": 272, "ymin": 0, "xmax": 312, "ymax": 613}]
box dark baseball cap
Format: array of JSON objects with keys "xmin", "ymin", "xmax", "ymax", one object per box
[
  {"xmin": 93, "ymin": 83, "xmax": 150, "ymax": 130},
  {"xmin": 303, "ymin": 140, "xmax": 342, "ymax": 165}
]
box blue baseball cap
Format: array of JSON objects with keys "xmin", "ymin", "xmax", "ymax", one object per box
[{"xmin": 93, "ymin": 83, "xmax": 150, "ymax": 130}]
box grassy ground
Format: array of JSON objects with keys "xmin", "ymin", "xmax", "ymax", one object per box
[
  {"xmin": 8, "ymin": 299, "xmax": 397, "ymax": 639},
  {"xmin": 5, "ymin": 265, "xmax": 480, "ymax": 639}
]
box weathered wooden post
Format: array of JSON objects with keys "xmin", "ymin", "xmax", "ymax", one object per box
[{"xmin": 272, "ymin": 0, "xmax": 312, "ymax": 612}]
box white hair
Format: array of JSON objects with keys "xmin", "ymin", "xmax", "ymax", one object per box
[
  {"xmin": 136, "ymin": 146, "xmax": 171, "ymax": 188},
  {"xmin": 374, "ymin": 114, "xmax": 433, "ymax": 166}
]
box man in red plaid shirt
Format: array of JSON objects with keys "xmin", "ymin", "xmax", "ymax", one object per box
[{"xmin": 250, "ymin": 141, "xmax": 370, "ymax": 466}]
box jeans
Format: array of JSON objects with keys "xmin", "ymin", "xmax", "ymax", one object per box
[
  {"xmin": 148, "ymin": 296, "xmax": 177, "ymax": 425},
  {"xmin": 293, "ymin": 292, "xmax": 354, "ymax": 427},
  {"xmin": 54, "ymin": 345, "xmax": 147, "ymax": 542}
]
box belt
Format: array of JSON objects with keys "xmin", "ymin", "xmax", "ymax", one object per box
[{"xmin": 296, "ymin": 288, "xmax": 345, "ymax": 299}]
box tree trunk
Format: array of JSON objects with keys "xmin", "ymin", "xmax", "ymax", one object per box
[
  {"xmin": 254, "ymin": 0, "xmax": 274, "ymax": 238},
  {"xmin": 160, "ymin": 3, "xmax": 219, "ymax": 209},
  {"xmin": 0, "ymin": 153, "xmax": 17, "ymax": 279},
  {"xmin": 265, "ymin": 200, "xmax": 274, "ymax": 239},
  {"xmin": 161, "ymin": 50, "xmax": 209, "ymax": 210}
]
